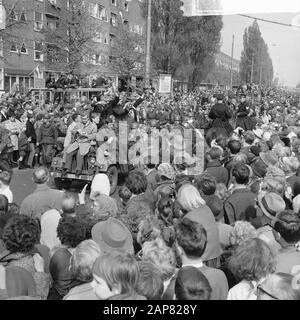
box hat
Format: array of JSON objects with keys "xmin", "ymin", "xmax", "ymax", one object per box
[
  {"xmin": 158, "ymin": 163, "xmax": 175, "ymax": 180},
  {"xmin": 251, "ymin": 159, "xmax": 268, "ymax": 178},
  {"xmin": 281, "ymin": 156, "xmax": 300, "ymax": 174},
  {"xmin": 259, "ymin": 151, "xmax": 278, "ymax": 167},
  {"xmin": 91, "ymin": 217, "xmax": 134, "ymax": 254},
  {"xmin": 253, "ymin": 129, "xmax": 263, "ymax": 139},
  {"xmin": 257, "ymin": 192, "xmax": 286, "ymax": 220},
  {"xmin": 265, "ymin": 166, "xmax": 286, "ymax": 184}
]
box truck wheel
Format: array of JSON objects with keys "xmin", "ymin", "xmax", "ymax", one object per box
[
  {"xmin": 54, "ymin": 178, "xmax": 72, "ymax": 190},
  {"xmin": 106, "ymin": 165, "xmax": 118, "ymax": 195}
]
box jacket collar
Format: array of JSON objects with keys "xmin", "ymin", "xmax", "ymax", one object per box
[
  {"xmin": 34, "ymin": 184, "xmax": 51, "ymax": 193},
  {"xmin": 207, "ymin": 160, "xmax": 222, "ymax": 168}
]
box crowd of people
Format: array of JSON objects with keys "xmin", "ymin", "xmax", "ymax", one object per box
[{"xmin": 0, "ymin": 82, "xmax": 299, "ymax": 300}]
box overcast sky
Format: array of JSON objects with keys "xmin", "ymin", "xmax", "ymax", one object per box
[{"xmin": 221, "ymin": 13, "xmax": 300, "ymax": 87}]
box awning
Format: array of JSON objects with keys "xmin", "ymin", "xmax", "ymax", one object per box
[{"xmin": 4, "ymin": 69, "xmax": 33, "ymax": 76}]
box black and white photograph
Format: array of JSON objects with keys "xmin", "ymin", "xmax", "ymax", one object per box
[{"xmin": 0, "ymin": 0, "xmax": 299, "ymax": 307}]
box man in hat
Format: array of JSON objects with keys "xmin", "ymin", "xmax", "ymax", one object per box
[
  {"xmin": 206, "ymin": 94, "xmax": 233, "ymax": 146},
  {"xmin": 36, "ymin": 113, "xmax": 58, "ymax": 168},
  {"xmin": 63, "ymin": 113, "xmax": 97, "ymax": 176},
  {"xmin": 24, "ymin": 110, "xmax": 36, "ymax": 168},
  {"xmin": 252, "ymin": 192, "xmax": 286, "ymax": 254},
  {"xmin": 236, "ymin": 94, "xmax": 255, "ymax": 131}
]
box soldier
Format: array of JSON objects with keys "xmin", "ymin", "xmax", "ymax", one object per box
[{"xmin": 63, "ymin": 113, "xmax": 97, "ymax": 176}]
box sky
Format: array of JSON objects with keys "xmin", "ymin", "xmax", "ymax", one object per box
[{"xmin": 221, "ymin": 13, "xmax": 300, "ymax": 87}]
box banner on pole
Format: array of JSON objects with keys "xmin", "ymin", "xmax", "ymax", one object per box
[
  {"xmin": 181, "ymin": 0, "xmax": 300, "ymax": 16},
  {"xmin": 158, "ymin": 74, "xmax": 172, "ymax": 94}
]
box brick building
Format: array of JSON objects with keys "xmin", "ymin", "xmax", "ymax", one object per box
[{"xmin": 0, "ymin": 0, "xmax": 146, "ymax": 93}]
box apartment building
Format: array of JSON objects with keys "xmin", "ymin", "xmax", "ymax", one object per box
[{"xmin": 0, "ymin": 0, "xmax": 146, "ymax": 92}]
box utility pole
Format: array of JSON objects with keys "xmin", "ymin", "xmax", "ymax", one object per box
[
  {"xmin": 250, "ymin": 53, "xmax": 254, "ymax": 83},
  {"xmin": 229, "ymin": 34, "xmax": 235, "ymax": 88},
  {"xmin": 145, "ymin": 0, "xmax": 152, "ymax": 89},
  {"xmin": 259, "ymin": 64, "xmax": 262, "ymax": 86}
]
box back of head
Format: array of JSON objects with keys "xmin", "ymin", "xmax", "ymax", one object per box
[
  {"xmin": 258, "ymin": 273, "xmax": 300, "ymax": 300},
  {"xmin": 195, "ymin": 173, "xmax": 216, "ymax": 196},
  {"xmin": 93, "ymin": 252, "xmax": 139, "ymax": 295},
  {"xmin": 61, "ymin": 193, "xmax": 76, "ymax": 215},
  {"xmin": 71, "ymin": 240, "xmax": 101, "ymax": 283},
  {"xmin": 57, "ymin": 216, "xmax": 87, "ymax": 248},
  {"xmin": 208, "ymin": 147, "xmax": 222, "ymax": 160},
  {"xmin": 274, "ymin": 210, "xmax": 300, "ymax": 244},
  {"xmin": 177, "ymin": 184, "xmax": 206, "ymax": 213},
  {"xmin": 244, "ymin": 131, "xmax": 255, "ymax": 145},
  {"xmin": 32, "ymin": 167, "xmax": 49, "ymax": 184},
  {"xmin": 228, "ymin": 238, "xmax": 275, "ymax": 282},
  {"xmin": 137, "ymin": 260, "xmax": 164, "ymax": 300},
  {"xmin": 228, "ymin": 140, "xmax": 242, "ymax": 155},
  {"xmin": 0, "ymin": 171, "xmax": 12, "ymax": 186},
  {"xmin": 175, "ymin": 266, "xmax": 212, "ymax": 300},
  {"xmin": 232, "ymin": 163, "xmax": 250, "ymax": 185},
  {"xmin": 175, "ymin": 218, "xmax": 207, "ymax": 259},
  {"xmin": 126, "ymin": 171, "xmax": 148, "ymax": 195}
]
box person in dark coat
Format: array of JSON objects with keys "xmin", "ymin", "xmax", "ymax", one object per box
[
  {"xmin": 224, "ymin": 164, "xmax": 256, "ymax": 225},
  {"xmin": 208, "ymin": 94, "xmax": 233, "ymax": 135},
  {"xmin": 206, "ymin": 94, "xmax": 232, "ymax": 146},
  {"xmin": 205, "ymin": 147, "xmax": 229, "ymax": 185},
  {"xmin": 235, "ymin": 94, "xmax": 255, "ymax": 131},
  {"xmin": 24, "ymin": 111, "xmax": 37, "ymax": 168}
]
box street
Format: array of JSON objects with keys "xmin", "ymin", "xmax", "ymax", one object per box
[{"xmin": 10, "ymin": 168, "xmax": 124, "ymax": 205}]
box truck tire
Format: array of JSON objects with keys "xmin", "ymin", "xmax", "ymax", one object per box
[
  {"xmin": 54, "ymin": 178, "xmax": 72, "ymax": 190},
  {"xmin": 106, "ymin": 165, "xmax": 118, "ymax": 195}
]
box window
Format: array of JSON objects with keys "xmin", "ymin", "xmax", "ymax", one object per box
[
  {"xmin": 34, "ymin": 41, "xmax": 43, "ymax": 61},
  {"xmin": 34, "ymin": 12, "xmax": 43, "ymax": 31},
  {"xmin": 103, "ymin": 35, "xmax": 108, "ymax": 45},
  {"xmin": 96, "ymin": 5, "xmax": 108, "ymax": 21},
  {"xmin": 124, "ymin": 2, "xmax": 129, "ymax": 11},
  {"xmin": 19, "ymin": 10, "xmax": 27, "ymax": 22},
  {"xmin": 0, "ymin": 37, "xmax": 3, "ymax": 57},
  {"xmin": 20, "ymin": 43, "xmax": 28, "ymax": 54},
  {"xmin": 93, "ymin": 32, "xmax": 103, "ymax": 43},
  {"xmin": 110, "ymin": 34, "xmax": 116, "ymax": 47},
  {"xmin": 47, "ymin": 20, "xmax": 56, "ymax": 30},
  {"xmin": 110, "ymin": 13, "xmax": 117, "ymax": 27},
  {"xmin": 9, "ymin": 9, "xmax": 17, "ymax": 21},
  {"xmin": 111, "ymin": 0, "xmax": 117, "ymax": 6},
  {"xmin": 10, "ymin": 42, "xmax": 18, "ymax": 53}
]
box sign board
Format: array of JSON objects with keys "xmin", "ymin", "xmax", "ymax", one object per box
[
  {"xmin": 158, "ymin": 74, "xmax": 172, "ymax": 94},
  {"xmin": 34, "ymin": 78, "xmax": 46, "ymax": 89},
  {"xmin": 181, "ymin": 0, "xmax": 300, "ymax": 16},
  {"xmin": 0, "ymin": 4, "xmax": 6, "ymax": 30}
]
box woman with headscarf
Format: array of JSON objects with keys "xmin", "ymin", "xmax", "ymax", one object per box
[{"xmin": 77, "ymin": 173, "xmax": 118, "ymax": 222}]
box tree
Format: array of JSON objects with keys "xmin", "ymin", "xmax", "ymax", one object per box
[
  {"xmin": 42, "ymin": 0, "xmax": 102, "ymax": 74},
  {"xmin": 239, "ymin": 20, "xmax": 274, "ymax": 86},
  {"xmin": 109, "ymin": 16, "xmax": 146, "ymax": 89},
  {"xmin": 142, "ymin": 0, "xmax": 223, "ymax": 89},
  {"xmin": 0, "ymin": 1, "xmax": 31, "ymax": 62}
]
